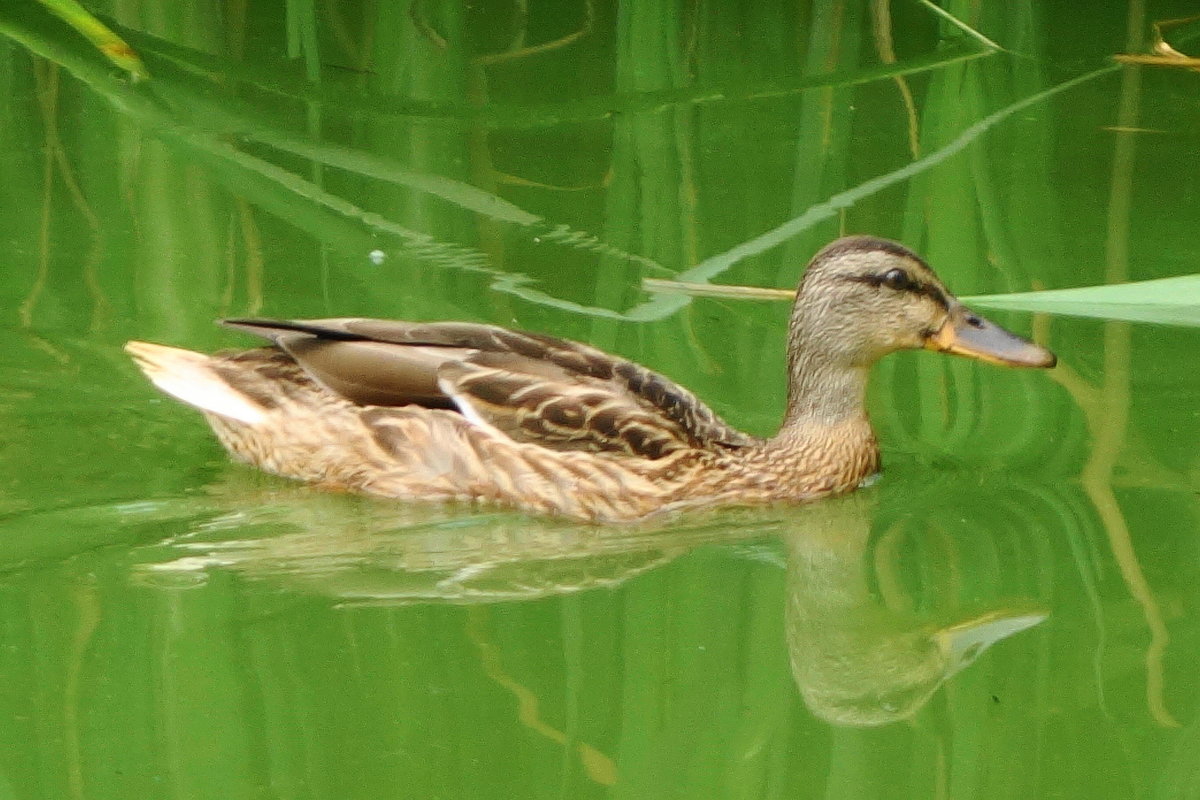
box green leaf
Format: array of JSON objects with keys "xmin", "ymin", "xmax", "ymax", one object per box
[
  {"xmin": 642, "ymin": 275, "xmax": 1200, "ymax": 328},
  {"xmin": 37, "ymin": 0, "xmax": 147, "ymax": 79},
  {"xmin": 964, "ymin": 275, "xmax": 1200, "ymax": 327}
]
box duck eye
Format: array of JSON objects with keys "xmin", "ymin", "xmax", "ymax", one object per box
[{"xmin": 881, "ymin": 268, "xmax": 911, "ymax": 291}]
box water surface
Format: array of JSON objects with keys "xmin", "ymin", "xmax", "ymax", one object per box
[{"xmin": 1, "ymin": 2, "xmax": 1198, "ymax": 798}]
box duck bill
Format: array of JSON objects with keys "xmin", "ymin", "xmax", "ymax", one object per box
[{"xmin": 924, "ymin": 305, "xmax": 1056, "ymax": 368}]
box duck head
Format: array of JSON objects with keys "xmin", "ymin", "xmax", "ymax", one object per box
[{"xmin": 788, "ymin": 236, "xmax": 1056, "ymax": 372}]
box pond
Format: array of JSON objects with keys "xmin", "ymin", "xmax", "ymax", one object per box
[{"xmin": 0, "ymin": 1, "xmax": 1198, "ymax": 798}]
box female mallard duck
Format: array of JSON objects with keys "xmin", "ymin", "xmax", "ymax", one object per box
[{"xmin": 126, "ymin": 236, "xmax": 1055, "ymax": 522}]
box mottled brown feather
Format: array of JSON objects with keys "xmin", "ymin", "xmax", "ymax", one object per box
[{"xmin": 221, "ymin": 317, "xmax": 754, "ymax": 459}]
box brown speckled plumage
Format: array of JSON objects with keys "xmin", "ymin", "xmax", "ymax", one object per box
[{"xmin": 126, "ymin": 236, "xmax": 1055, "ymax": 522}]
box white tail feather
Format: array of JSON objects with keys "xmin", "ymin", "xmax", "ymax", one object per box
[{"xmin": 124, "ymin": 341, "xmax": 266, "ymax": 424}]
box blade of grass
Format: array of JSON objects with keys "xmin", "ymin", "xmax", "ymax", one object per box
[
  {"xmin": 36, "ymin": 0, "xmax": 147, "ymax": 79},
  {"xmin": 642, "ymin": 278, "xmax": 794, "ymax": 301},
  {"xmin": 609, "ymin": 64, "xmax": 1117, "ymax": 322},
  {"xmin": 915, "ymin": 0, "xmax": 1004, "ymax": 53},
  {"xmin": 32, "ymin": 25, "xmax": 673, "ymax": 281},
  {"xmin": 114, "ymin": 20, "xmax": 991, "ymax": 131},
  {"xmin": 968, "ymin": 275, "xmax": 1200, "ymax": 326},
  {"xmin": 0, "ymin": 13, "xmax": 494, "ymax": 274},
  {"xmin": 641, "ymin": 275, "xmax": 1200, "ymax": 328}
]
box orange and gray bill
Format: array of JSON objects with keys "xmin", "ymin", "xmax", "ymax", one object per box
[{"xmin": 924, "ymin": 304, "xmax": 1056, "ymax": 368}]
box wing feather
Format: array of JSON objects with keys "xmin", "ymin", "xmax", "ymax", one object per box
[{"xmin": 221, "ymin": 317, "xmax": 756, "ymax": 458}]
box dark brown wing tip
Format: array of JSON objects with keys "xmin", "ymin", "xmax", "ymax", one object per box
[{"xmin": 219, "ymin": 318, "xmax": 366, "ymax": 342}]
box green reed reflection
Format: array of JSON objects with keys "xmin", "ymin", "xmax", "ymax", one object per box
[{"xmin": 0, "ymin": 467, "xmax": 1073, "ymax": 798}]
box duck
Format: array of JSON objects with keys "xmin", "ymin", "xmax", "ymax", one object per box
[{"xmin": 125, "ymin": 236, "xmax": 1055, "ymax": 522}]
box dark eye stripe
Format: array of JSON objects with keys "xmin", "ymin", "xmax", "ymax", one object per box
[
  {"xmin": 922, "ymin": 285, "xmax": 951, "ymax": 310},
  {"xmin": 845, "ymin": 274, "xmax": 907, "ymax": 289},
  {"xmin": 844, "ymin": 274, "xmax": 950, "ymax": 310}
]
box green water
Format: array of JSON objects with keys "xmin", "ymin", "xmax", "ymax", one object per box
[{"xmin": 1, "ymin": 1, "xmax": 1198, "ymax": 797}]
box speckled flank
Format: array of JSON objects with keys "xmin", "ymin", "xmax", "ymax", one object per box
[{"xmin": 198, "ymin": 349, "xmax": 878, "ymax": 522}]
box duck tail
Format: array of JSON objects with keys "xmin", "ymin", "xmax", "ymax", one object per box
[{"xmin": 124, "ymin": 341, "xmax": 267, "ymax": 425}]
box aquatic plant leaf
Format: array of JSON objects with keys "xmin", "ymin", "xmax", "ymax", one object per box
[
  {"xmin": 643, "ymin": 275, "xmax": 1200, "ymax": 328},
  {"xmin": 36, "ymin": 0, "xmax": 147, "ymax": 79},
  {"xmin": 965, "ymin": 276, "xmax": 1200, "ymax": 327},
  {"xmin": 1114, "ymin": 14, "xmax": 1200, "ymax": 71},
  {"xmin": 115, "ymin": 22, "xmax": 989, "ymax": 130}
]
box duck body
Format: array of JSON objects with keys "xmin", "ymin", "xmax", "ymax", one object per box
[{"xmin": 126, "ymin": 237, "xmax": 1055, "ymax": 523}]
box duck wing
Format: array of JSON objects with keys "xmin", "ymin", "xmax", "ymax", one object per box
[{"xmin": 221, "ymin": 318, "xmax": 756, "ymax": 459}]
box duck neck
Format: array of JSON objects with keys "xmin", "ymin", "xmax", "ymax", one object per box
[{"xmin": 776, "ymin": 346, "xmax": 873, "ymax": 440}]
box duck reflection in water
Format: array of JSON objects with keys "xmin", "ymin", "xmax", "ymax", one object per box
[
  {"xmin": 136, "ymin": 474, "xmax": 1046, "ymax": 727},
  {"xmin": 784, "ymin": 493, "xmax": 1045, "ymax": 726}
]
